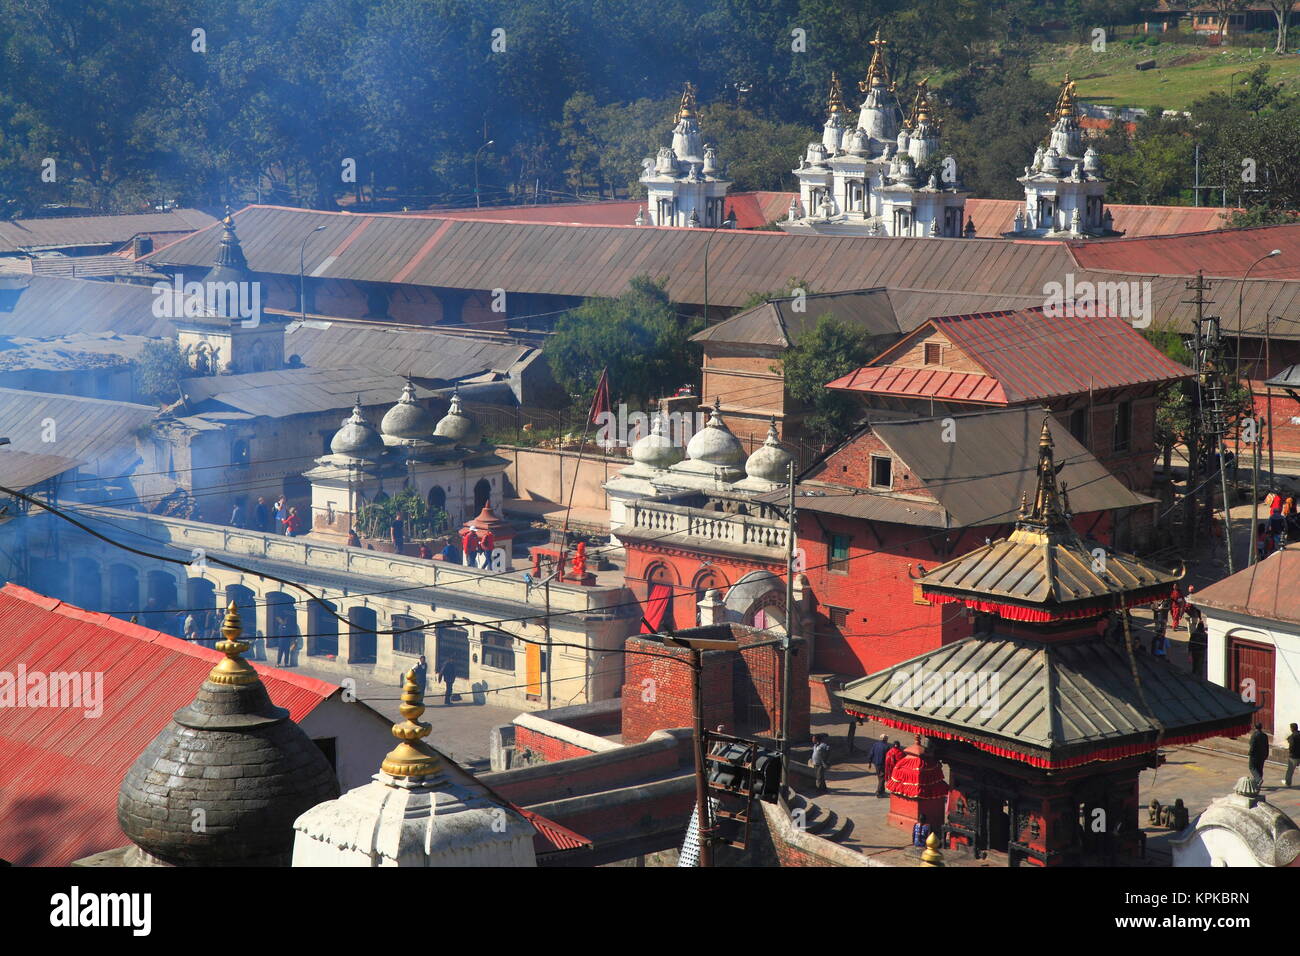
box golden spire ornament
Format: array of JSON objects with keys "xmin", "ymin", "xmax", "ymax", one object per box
[
  {"xmin": 861, "ymin": 28, "xmax": 891, "ymax": 93},
  {"xmin": 827, "ymin": 71, "xmax": 845, "ymax": 117},
  {"xmin": 381, "ymin": 668, "xmax": 442, "ymax": 778},
  {"xmin": 208, "ymin": 601, "xmax": 258, "ymax": 686},
  {"xmin": 677, "ymin": 81, "xmax": 697, "ymax": 121}
]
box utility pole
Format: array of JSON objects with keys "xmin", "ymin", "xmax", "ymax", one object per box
[
  {"xmin": 780, "ymin": 459, "xmax": 796, "ymax": 787},
  {"xmin": 544, "ymin": 576, "xmax": 552, "ymax": 711},
  {"xmin": 1187, "ymin": 272, "xmax": 1235, "ymax": 572}
]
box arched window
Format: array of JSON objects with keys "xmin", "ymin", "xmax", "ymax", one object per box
[
  {"xmin": 480, "ymin": 629, "xmax": 515, "ymax": 672},
  {"xmin": 231, "ymin": 438, "xmax": 251, "ymax": 468},
  {"xmin": 473, "ymin": 477, "xmax": 491, "ymax": 514},
  {"xmin": 392, "ymin": 614, "xmax": 425, "ymax": 658}
]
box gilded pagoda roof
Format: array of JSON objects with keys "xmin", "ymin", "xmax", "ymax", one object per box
[{"xmin": 838, "ymin": 633, "xmax": 1254, "ymax": 769}]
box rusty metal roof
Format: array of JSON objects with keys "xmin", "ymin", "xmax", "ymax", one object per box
[
  {"xmin": 691, "ymin": 287, "xmax": 899, "ymax": 347},
  {"xmin": 838, "ymin": 633, "xmax": 1255, "ymax": 767},
  {"xmin": 0, "ymin": 274, "xmax": 174, "ymax": 338},
  {"xmin": 0, "ymin": 584, "xmax": 338, "ymax": 866},
  {"xmin": 831, "ymin": 307, "xmax": 1191, "ymax": 405},
  {"xmin": 0, "ymin": 208, "xmax": 216, "ymax": 254},
  {"xmin": 1066, "ymin": 222, "xmax": 1300, "ymax": 279},
  {"xmin": 0, "ymin": 387, "xmax": 157, "ymax": 479},
  {"xmin": 1193, "ymin": 545, "xmax": 1300, "ymax": 627},
  {"xmin": 283, "ymin": 321, "xmax": 532, "ymax": 382},
  {"xmin": 0, "ymin": 449, "xmax": 84, "ymax": 489},
  {"xmin": 968, "ymin": 199, "xmax": 1232, "ymax": 242},
  {"xmin": 182, "ymin": 366, "xmax": 432, "ymax": 419}
]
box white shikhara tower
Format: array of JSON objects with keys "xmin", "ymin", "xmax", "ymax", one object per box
[
  {"xmin": 639, "ymin": 83, "xmax": 732, "ymax": 228},
  {"xmin": 1006, "ymin": 75, "xmax": 1118, "ymax": 239},
  {"xmin": 783, "ymin": 31, "xmax": 971, "ymax": 239}
]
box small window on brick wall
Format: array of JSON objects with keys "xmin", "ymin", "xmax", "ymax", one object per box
[
  {"xmin": 828, "ymin": 606, "xmax": 849, "ymax": 628},
  {"xmin": 871, "ymin": 455, "xmax": 893, "ymax": 489},
  {"xmin": 924, "ymin": 342, "xmax": 942, "ymax": 365},
  {"xmin": 829, "ymin": 534, "xmax": 851, "ymax": 572}
]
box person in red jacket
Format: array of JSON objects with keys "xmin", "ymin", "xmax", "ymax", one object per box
[
  {"xmin": 478, "ymin": 528, "xmax": 495, "ymax": 569},
  {"xmin": 282, "ymin": 506, "xmax": 301, "ymax": 537},
  {"xmin": 1169, "ymin": 583, "xmax": 1186, "ymax": 630},
  {"xmin": 461, "ymin": 526, "xmax": 480, "ymax": 567},
  {"xmin": 883, "ymin": 740, "xmax": 905, "ymax": 788}
]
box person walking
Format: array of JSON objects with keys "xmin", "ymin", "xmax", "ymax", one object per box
[
  {"xmin": 810, "ymin": 734, "xmax": 832, "ymax": 793},
  {"xmin": 273, "ymin": 495, "xmax": 287, "ymax": 534},
  {"xmin": 437, "ymin": 655, "xmax": 458, "ymax": 705},
  {"xmin": 1248, "ymin": 722, "xmax": 1270, "ymax": 788},
  {"xmin": 461, "ymin": 525, "xmax": 480, "ymax": 568},
  {"xmin": 391, "ymin": 510, "xmax": 406, "ymax": 553},
  {"xmin": 408, "ymin": 654, "xmax": 429, "ymax": 697},
  {"xmin": 275, "ymin": 633, "xmax": 291, "ymax": 666},
  {"xmin": 230, "ymin": 501, "xmax": 245, "ymax": 530},
  {"xmin": 868, "ymin": 734, "xmax": 890, "ymax": 797},
  {"xmin": 478, "ymin": 527, "xmax": 495, "ymax": 569},
  {"xmin": 1188, "ymin": 608, "xmax": 1207, "ymax": 676},
  {"xmin": 1169, "ymin": 585, "xmax": 1186, "ymax": 631},
  {"xmin": 883, "ymin": 740, "xmax": 905, "ymax": 788},
  {"xmin": 249, "ymin": 629, "xmax": 266, "ymax": 661},
  {"xmin": 254, "ymin": 496, "xmax": 270, "ymax": 533},
  {"xmin": 283, "ymin": 506, "xmax": 301, "ymax": 537},
  {"xmin": 1285, "ymin": 723, "xmax": 1300, "ymax": 788}
]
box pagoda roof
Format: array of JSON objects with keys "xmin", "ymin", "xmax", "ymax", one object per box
[
  {"xmin": 915, "ymin": 416, "xmax": 1179, "ymax": 621},
  {"xmin": 839, "ymin": 634, "xmax": 1254, "ymax": 769}
]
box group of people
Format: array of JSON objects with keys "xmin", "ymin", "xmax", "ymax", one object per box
[
  {"xmin": 404, "ymin": 654, "xmax": 461, "ymax": 705},
  {"xmin": 1256, "ymin": 491, "xmax": 1297, "ymax": 561},
  {"xmin": 230, "ymin": 495, "xmax": 301, "ymax": 536},
  {"xmin": 1249, "ymin": 721, "xmax": 1300, "ymax": 789}
]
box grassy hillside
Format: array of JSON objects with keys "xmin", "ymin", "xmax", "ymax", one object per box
[{"xmin": 1028, "ymin": 40, "xmax": 1300, "ymax": 112}]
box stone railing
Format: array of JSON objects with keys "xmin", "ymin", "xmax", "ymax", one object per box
[
  {"xmin": 65, "ymin": 504, "xmax": 625, "ymax": 615},
  {"xmin": 626, "ymin": 500, "xmax": 788, "ymax": 556}
]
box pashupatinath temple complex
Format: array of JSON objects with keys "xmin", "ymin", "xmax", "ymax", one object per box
[{"xmin": 838, "ymin": 418, "xmax": 1256, "ymax": 867}]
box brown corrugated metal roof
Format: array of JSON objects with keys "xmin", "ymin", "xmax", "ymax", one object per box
[
  {"xmin": 1067, "ymin": 221, "xmax": 1300, "ymax": 278},
  {"xmin": 1193, "ymin": 545, "xmax": 1300, "ymax": 627},
  {"xmin": 0, "ymin": 208, "xmax": 216, "ymax": 254},
  {"xmin": 182, "ymin": 366, "xmax": 433, "ymax": 419},
  {"xmin": 0, "ymin": 449, "xmax": 84, "ymax": 489},
  {"xmin": 0, "ymin": 387, "xmax": 157, "ymax": 478},
  {"xmin": 283, "ymin": 321, "xmax": 531, "ymax": 381},
  {"xmin": 0, "ymin": 274, "xmax": 174, "ymax": 338},
  {"xmin": 967, "ymin": 199, "xmax": 1232, "ymax": 241},
  {"xmin": 691, "ymin": 287, "xmax": 899, "ymax": 347},
  {"xmin": 827, "ymin": 364, "xmax": 1007, "ymax": 403}
]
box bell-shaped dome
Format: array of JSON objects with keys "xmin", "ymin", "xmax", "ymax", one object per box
[
  {"xmin": 745, "ymin": 420, "xmax": 794, "ymax": 484},
  {"xmin": 381, "ymin": 380, "xmax": 436, "ymax": 441},
  {"xmin": 331, "ymin": 401, "xmax": 384, "ymax": 459},
  {"xmin": 632, "ymin": 413, "xmax": 684, "ymax": 471},
  {"xmin": 433, "ymin": 390, "xmax": 482, "ymax": 447},
  {"xmin": 685, "ymin": 400, "xmax": 745, "ymax": 466},
  {"xmin": 117, "ymin": 604, "xmax": 339, "ymax": 866}
]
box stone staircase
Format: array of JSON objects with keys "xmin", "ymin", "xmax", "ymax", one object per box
[{"xmin": 783, "ymin": 787, "xmax": 857, "ymax": 845}]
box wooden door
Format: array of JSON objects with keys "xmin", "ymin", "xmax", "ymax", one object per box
[{"xmin": 1229, "ymin": 637, "xmax": 1275, "ymax": 734}]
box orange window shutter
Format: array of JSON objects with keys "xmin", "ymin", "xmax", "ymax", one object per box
[{"xmin": 526, "ymin": 643, "xmax": 542, "ymax": 697}]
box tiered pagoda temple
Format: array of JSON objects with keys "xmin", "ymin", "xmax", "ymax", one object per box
[{"xmin": 839, "ymin": 419, "xmax": 1255, "ymax": 866}]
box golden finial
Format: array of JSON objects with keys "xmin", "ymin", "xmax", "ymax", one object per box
[
  {"xmin": 208, "ymin": 601, "xmax": 257, "ymax": 685},
  {"xmin": 380, "ymin": 668, "xmax": 442, "ymax": 778},
  {"xmin": 1050, "ymin": 74, "xmax": 1078, "ymax": 122},
  {"xmin": 920, "ymin": 830, "xmax": 945, "ymax": 867},
  {"xmin": 1018, "ymin": 491, "xmax": 1029, "ymax": 520},
  {"xmin": 861, "ymin": 28, "xmax": 891, "ymax": 93},
  {"xmin": 677, "ymin": 82, "xmax": 697, "ymax": 121},
  {"xmin": 905, "ymin": 77, "xmax": 938, "ymax": 132},
  {"xmin": 222, "ymin": 204, "xmax": 235, "ymax": 229},
  {"xmin": 828, "ymin": 72, "xmax": 845, "ymax": 117}
]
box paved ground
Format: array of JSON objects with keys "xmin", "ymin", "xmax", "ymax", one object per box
[
  {"xmin": 294, "ymin": 662, "xmax": 519, "ymax": 769},
  {"xmin": 793, "ymin": 712, "xmax": 1300, "ymax": 866}
]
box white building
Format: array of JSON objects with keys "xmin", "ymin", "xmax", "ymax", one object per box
[
  {"xmin": 638, "ymin": 83, "xmax": 732, "ymax": 228},
  {"xmin": 1005, "ymin": 75, "xmax": 1118, "ymax": 239},
  {"xmin": 781, "ymin": 32, "xmax": 971, "ymax": 239},
  {"xmin": 1194, "ymin": 545, "xmax": 1300, "ymax": 737}
]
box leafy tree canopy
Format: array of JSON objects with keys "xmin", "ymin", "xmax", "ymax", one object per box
[{"xmin": 779, "ymin": 313, "xmax": 884, "ymax": 445}]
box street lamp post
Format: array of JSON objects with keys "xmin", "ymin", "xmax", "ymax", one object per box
[
  {"xmin": 299, "ymin": 225, "xmax": 327, "ymax": 322},
  {"xmin": 474, "ymin": 140, "xmax": 495, "ymax": 209}
]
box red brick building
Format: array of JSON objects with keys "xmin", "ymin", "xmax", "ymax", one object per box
[{"xmin": 825, "ymin": 306, "xmax": 1191, "ymax": 498}]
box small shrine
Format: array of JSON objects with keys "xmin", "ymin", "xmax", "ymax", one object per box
[{"xmin": 840, "ymin": 418, "xmax": 1255, "ymax": 865}]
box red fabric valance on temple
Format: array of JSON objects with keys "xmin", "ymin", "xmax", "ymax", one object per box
[{"xmin": 640, "ymin": 584, "xmax": 673, "ymax": 634}]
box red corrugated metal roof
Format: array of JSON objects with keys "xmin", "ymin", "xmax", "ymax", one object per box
[
  {"xmin": 0, "ymin": 584, "xmax": 336, "ymax": 866},
  {"xmin": 1067, "ymin": 222, "xmax": 1300, "ymax": 278},
  {"xmin": 513, "ymin": 804, "xmax": 592, "ymax": 855},
  {"xmin": 430, "ymin": 191, "xmax": 788, "ymax": 230},
  {"xmin": 829, "ymin": 306, "xmax": 1190, "ymax": 405}
]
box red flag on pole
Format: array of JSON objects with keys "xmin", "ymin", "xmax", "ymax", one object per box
[{"xmin": 588, "ymin": 367, "xmax": 611, "ymax": 425}]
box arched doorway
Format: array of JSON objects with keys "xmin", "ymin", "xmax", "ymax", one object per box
[
  {"xmin": 187, "ymin": 578, "xmax": 217, "ymax": 644},
  {"xmin": 71, "ymin": 557, "xmax": 100, "ymax": 610},
  {"xmin": 145, "ymin": 570, "xmax": 179, "ymax": 634},
  {"xmin": 692, "ymin": 568, "xmax": 727, "ymax": 625},
  {"xmin": 391, "ymin": 614, "xmax": 425, "ymax": 660},
  {"xmin": 642, "ymin": 562, "xmax": 679, "ymax": 633},
  {"xmin": 107, "ymin": 564, "xmax": 139, "ymax": 619},
  {"xmin": 725, "ymin": 570, "xmax": 786, "ymax": 633},
  {"xmin": 348, "ymin": 605, "xmax": 377, "ymax": 664},
  {"xmin": 473, "ymin": 477, "xmax": 491, "ymax": 514},
  {"xmin": 225, "ymin": 584, "xmax": 257, "ymax": 639},
  {"xmin": 266, "ymin": 591, "xmax": 298, "ymax": 664},
  {"xmin": 435, "ymin": 624, "xmax": 469, "ymax": 683},
  {"xmin": 307, "ymin": 599, "xmax": 339, "ymax": 658},
  {"xmin": 428, "ymin": 486, "xmax": 448, "ymax": 528}
]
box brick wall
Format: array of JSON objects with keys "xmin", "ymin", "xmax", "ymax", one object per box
[{"xmin": 514, "ymin": 724, "xmax": 598, "ymax": 763}]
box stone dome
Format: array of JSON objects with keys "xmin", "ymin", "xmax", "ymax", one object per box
[
  {"xmin": 117, "ymin": 605, "xmax": 339, "ymax": 866},
  {"xmin": 744, "ymin": 420, "xmax": 794, "ymax": 484},
  {"xmin": 632, "ymin": 413, "xmax": 684, "ymax": 470},
  {"xmin": 331, "ymin": 401, "xmax": 384, "ymax": 459},
  {"xmin": 685, "ymin": 400, "xmax": 745, "ymax": 467},
  {"xmin": 433, "ymin": 391, "xmax": 482, "ymax": 447},
  {"xmin": 381, "ymin": 380, "xmax": 436, "ymax": 441}
]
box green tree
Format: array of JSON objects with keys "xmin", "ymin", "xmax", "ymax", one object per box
[
  {"xmin": 1143, "ymin": 325, "xmax": 1193, "ymax": 473},
  {"xmin": 133, "ymin": 340, "xmax": 192, "ymax": 405},
  {"xmin": 543, "ymin": 276, "xmax": 702, "ymax": 408},
  {"xmin": 356, "ymin": 489, "xmax": 448, "ymax": 541},
  {"xmin": 779, "ymin": 313, "xmax": 884, "ymax": 445}
]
